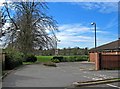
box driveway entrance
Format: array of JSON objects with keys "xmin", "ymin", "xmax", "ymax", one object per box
[{"xmin": 2, "ymin": 62, "xmax": 118, "ymax": 87}]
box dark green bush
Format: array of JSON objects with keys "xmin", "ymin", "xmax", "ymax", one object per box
[
  {"xmin": 63, "ymin": 55, "xmax": 88, "ymax": 62},
  {"xmin": 25, "ymin": 54, "xmax": 37, "ymax": 62},
  {"xmin": 75, "ymin": 55, "xmax": 88, "ymax": 61},
  {"xmin": 50, "ymin": 55, "xmax": 88, "ymax": 63},
  {"xmin": 5, "ymin": 50, "xmax": 23, "ymax": 70},
  {"xmin": 51, "ymin": 56, "xmax": 64, "ymax": 62},
  {"xmin": 64, "ymin": 56, "xmax": 74, "ymax": 62},
  {"xmin": 51, "ymin": 58, "xmax": 60, "ymax": 63},
  {"xmin": 62, "ymin": 57, "xmax": 69, "ymax": 62}
]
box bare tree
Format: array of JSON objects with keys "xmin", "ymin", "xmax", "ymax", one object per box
[
  {"xmin": 3, "ymin": 1, "xmax": 58, "ymax": 56},
  {"xmin": 0, "ymin": 10, "xmax": 6, "ymax": 38}
]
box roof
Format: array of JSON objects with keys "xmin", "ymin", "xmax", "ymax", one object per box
[{"xmin": 90, "ymin": 39, "xmax": 120, "ymax": 52}]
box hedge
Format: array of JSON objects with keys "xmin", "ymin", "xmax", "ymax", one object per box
[
  {"xmin": 5, "ymin": 49, "xmax": 23, "ymax": 70},
  {"xmin": 24, "ymin": 54, "xmax": 37, "ymax": 62},
  {"xmin": 51, "ymin": 55, "xmax": 88, "ymax": 62}
]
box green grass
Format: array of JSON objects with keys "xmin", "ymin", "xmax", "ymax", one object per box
[{"xmin": 36, "ymin": 56, "xmax": 53, "ymax": 63}]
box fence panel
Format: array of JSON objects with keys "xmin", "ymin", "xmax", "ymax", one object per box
[{"xmin": 101, "ymin": 53, "xmax": 120, "ymax": 69}]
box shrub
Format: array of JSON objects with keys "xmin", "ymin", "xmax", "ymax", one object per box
[
  {"xmin": 51, "ymin": 56, "xmax": 64, "ymax": 62},
  {"xmin": 62, "ymin": 57, "xmax": 69, "ymax": 62},
  {"xmin": 5, "ymin": 50, "xmax": 23, "ymax": 70},
  {"xmin": 68, "ymin": 56, "xmax": 76, "ymax": 62},
  {"xmin": 63, "ymin": 56, "xmax": 76, "ymax": 62},
  {"xmin": 75, "ymin": 55, "xmax": 88, "ymax": 61},
  {"xmin": 25, "ymin": 54, "xmax": 37, "ymax": 62},
  {"xmin": 63, "ymin": 55, "xmax": 88, "ymax": 62},
  {"xmin": 51, "ymin": 58, "xmax": 60, "ymax": 63}
]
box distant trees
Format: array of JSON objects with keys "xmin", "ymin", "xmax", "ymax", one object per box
[
  {"xmin": 1, "ymin": 1, "xmax": 57, "ymax": 56},
  {"xmin": 36, "ymin": 47, "xmax": 89, "ymax": 56}
]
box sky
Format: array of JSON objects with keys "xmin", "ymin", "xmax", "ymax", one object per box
[
  {"xmin": 46, "ymin": 2, "xmax": 118, "ymax": 49},
  {"xmin": 0, "ymin": 1, "xmax": 119, "ymax": 49}
]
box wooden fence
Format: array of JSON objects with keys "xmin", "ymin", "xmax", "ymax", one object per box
[{"xmin": 89, "ymin": 52, "xmax": 120, "ymax": 70}]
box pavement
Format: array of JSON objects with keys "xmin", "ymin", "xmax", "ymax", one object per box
[{"xmin": 2, "ymin": 62, "xmax": 119, "ymax": 88}]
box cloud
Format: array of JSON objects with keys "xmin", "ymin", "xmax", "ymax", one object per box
[
  {"xmin": 0, "ymin": 0, "xmax": 5, "ymax": 7},
  {"xmin": 72, "ymin": 2, "xmax": 118, "ymax": 13},
  {"xmin": 56, "ymin": 23, "xmax": 115, "ymax": 48},
  {"xmin": 58, "ymin": 23, "xmax": 91, "ymax": 34},
  {"xmin": 56, "ymin": 24, "xmax": 94, "ymax": 48}
]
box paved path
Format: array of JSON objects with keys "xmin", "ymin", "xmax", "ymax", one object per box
[{"xmin": 2, "ymin": 62, "xmax": 119, "ymax": 87}]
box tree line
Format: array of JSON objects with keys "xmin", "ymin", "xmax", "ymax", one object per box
[{"xmin": 35, "ymin": 47, "xmax": 89, "ymax": 56}]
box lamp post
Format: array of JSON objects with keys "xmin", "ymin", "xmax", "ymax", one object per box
[
  {"xmin": 55, "ymin": 39, "xmax": 60, "ymax": 55},
  {"xmin": 91, "ymin": 22, "xmax": 97, "ymax": 49}
]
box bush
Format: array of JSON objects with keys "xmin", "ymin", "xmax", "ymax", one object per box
[
  {"xmin": 51, "ymin": 56, "xmax": 64, "ymax": 62},
  {"xmin": 25, "ymin": 54, "xmax": 37, "ymax": 62},
  {"xmin": 68, "ymin": 56, "xmax": 76, "ymax": 62},
  {"xmin": 49, "ymin": 55, "xmax": 88, "ymax": 63},
  {"xmin": 5, "ymin": 50, "xmax": 23, "ymax": 70},
  {"xmin": 51, "ymin": 58, "xmax": 60, "ymax": 63},
  {"xmin": 63, "ymin": 55, "xmax": 88, "ymax": 62},
  {"xmin": 75, "ymin": 55, "xmax": 88, "ymax": 61},
  {"xmin": 62, "ymin": 56, "xmax": 76, "ymax": 62},
  {"xmin": 62, "ymin": 57, "xmax": 69, "ymax": 62}
]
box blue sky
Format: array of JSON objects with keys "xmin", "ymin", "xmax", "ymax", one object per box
[
  {"xmin": 0, "ymin": 1, "xmax": 119, "ymax": 49},
  {"xmin": 47, "ymin": 2, "xmax": 118, "ymax": 49}
]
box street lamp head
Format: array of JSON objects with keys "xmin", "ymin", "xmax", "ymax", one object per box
[{"xmin": 91, "ymin": 22, "xmax": 96, "ymax": 25}]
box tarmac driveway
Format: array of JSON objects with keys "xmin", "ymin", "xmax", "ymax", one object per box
[{"xmin": 2, "ymin": 62, "xmax": 119, "ymax": 87}]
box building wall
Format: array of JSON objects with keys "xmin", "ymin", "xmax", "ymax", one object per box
[
  {"xmin": 89, "ymin": 52, "xmax": 97, "ymax": 62},
  {"xmin": 89, "ymin": 52, "xmax": 120, "ymax": 70}
]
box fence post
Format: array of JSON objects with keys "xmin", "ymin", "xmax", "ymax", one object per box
[{"xmin": 2, "ymin": 53, "xmax": 5, "ymax": 70}]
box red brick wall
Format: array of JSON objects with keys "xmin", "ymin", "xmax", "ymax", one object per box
[{"xmin": 89, "ymin": 52, "xmax": 97, "ymax": 62}]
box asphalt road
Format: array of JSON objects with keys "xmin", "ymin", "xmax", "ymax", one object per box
[{"xmin": 2, "ymin": 62, "xmax": 119, "ymax": 88}]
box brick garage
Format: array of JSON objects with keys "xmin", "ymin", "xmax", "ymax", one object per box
[{"xmin": 89, "ymin": 39, "xmax": 120, "ymax": 70}]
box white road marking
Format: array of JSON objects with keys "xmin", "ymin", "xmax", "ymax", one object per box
[
  {"xmin": 83, "ymin": 76, "xmax": 90, "ymax": 79},
  {"xmin": 106, "ymin": 84, "xmax": 120, "ymax": 89},
  {"xmin": 92, "ymin": 78, "xmax": 103, "ymax": 80},
  {"xmin": 93, "ymin": 74, "xmax": 113, "ymax": 79}
]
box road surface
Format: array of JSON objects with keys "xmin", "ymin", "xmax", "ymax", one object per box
[{"xmin": 2, "ymin": 62, "xmax": 119, "ymax": 88}]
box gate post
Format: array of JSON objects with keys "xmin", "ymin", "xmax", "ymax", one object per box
[{"xmin": 95, "ymin": 52, "xmax": 101, "ymax": 70}]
